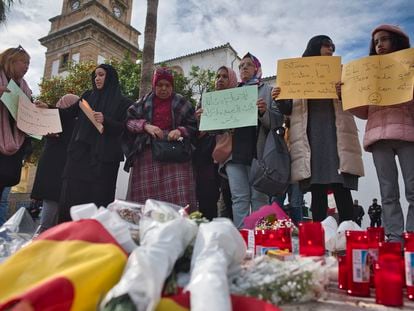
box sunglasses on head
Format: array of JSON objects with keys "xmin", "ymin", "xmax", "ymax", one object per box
[{"xmin": 14, "ymin": 45, "xmax": 26, "ymax": 52}]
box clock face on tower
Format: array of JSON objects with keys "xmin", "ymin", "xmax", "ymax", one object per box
[
  {"xmin": 71, "ymin": 0, "xmax": 80, "ymax": 10},
  {"xmin": 113, "ymin": 5, "xmax": 122, "ymax": 18}
]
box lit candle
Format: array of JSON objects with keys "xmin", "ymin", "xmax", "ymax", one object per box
[
  {"xmin": 367, "ymin": 227, "xmax": 385, "ymax": 288},
  {"xmin": 346, "ymin": 230, "xmax": 370, "ymax": 297},
  {"xmin": 298, "ymin": 222, "xmax": 325, "ymax": 256}
]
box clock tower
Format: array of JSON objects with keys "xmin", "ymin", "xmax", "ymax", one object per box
[{"xmin": 39, "ymin": 0, "xmax": 140, "ymax": 78}]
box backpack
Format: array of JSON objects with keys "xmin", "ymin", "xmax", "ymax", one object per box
[{"xmin": 250, "ymin": 127, "xmax": 290, "ymax": 196}]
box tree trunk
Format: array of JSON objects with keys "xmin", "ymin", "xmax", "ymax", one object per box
[{"xmin": 139, "ymin": 0, "xmax": 159, "ymax": 97}]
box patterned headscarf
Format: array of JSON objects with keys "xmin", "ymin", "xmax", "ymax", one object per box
[
  {"xmin": 152, "ymin": 67, "xmax": 174, "ymax": 89},
  {"xmin": 241, "ymin": 52, "xmax": 262, "ymax": 85}
]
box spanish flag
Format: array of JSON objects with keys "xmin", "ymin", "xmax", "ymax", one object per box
[
  {"xmin": 0, "ymin": 219, "xmax": 128, "ymax": 311},
  {"xmin": 156, "ymin": 290, "xmax": 282, "ymax": 311}
]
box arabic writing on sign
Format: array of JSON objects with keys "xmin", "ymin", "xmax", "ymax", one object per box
[
  {"xmin": 342, "ymin": 48, "xmax": 414, "ymax": 110},
  {"xmin": 276, "ymin": 56, "xmax": 342, "ymax": 99},
  {"xmin": 199, "ymin": 85, "xmax": 258, "ymax": 131}
]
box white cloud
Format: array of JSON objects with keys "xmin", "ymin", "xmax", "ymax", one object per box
[{"xmin": 1, "ymin": 0, "xmax": 412, "ymax": 212}]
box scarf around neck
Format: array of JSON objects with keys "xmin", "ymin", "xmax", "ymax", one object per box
[{"xmin": 0, "ymin": 70, "xmax": 32, "ymax": 155}]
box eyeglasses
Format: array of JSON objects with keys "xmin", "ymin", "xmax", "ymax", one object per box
[
  {"xmin": 238, "ymin": 62, "xmax": 255, "ymax": 69},
  {"xmin": 374, "ymin": 36, "xmax": 393, "ymax": 46}
]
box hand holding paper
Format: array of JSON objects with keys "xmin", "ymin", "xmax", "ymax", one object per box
[{"xmin": 79, "ymin": 99, "xmax": 104, "ymax": 134}]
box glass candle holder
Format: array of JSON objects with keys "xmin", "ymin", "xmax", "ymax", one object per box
[
  {"xmin": 274, "ymin": 226, "xmax": 292, "ymax": 252},
  {"xmin": 367, "ymin": 227, "xmax": 385, "ymax": 287},
  {"xmin": 346, "ymin": 230, "xmax": 370, "ymax": 297},
  {"xmin": 338, "ymin": 254, "xmax": 347, "ymax": 290},
  {"xmin": 404, "ymin": 232, "xmax": 414, "ymax": 300},
  {"xmin": 298, "ymin": 222, "xmax": 325, "ymax": 256},
  {"xmin": 375, "ymin": 254, "xmax": 404, "ymax": 306}
]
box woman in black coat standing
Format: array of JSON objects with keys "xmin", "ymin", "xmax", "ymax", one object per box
[
  {"xmin": 56, "ymin": 64, "xmax": 132, "ymax": 222},
  {"xmin": 31, "ymin": 94, "xmax": 79, "ymax": 233}
]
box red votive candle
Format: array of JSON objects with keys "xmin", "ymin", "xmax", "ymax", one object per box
[
  {"xmin": 298, "ymin": 222, "xmax": 325, "ymax": 256},
  {"xmin": 338, "ymin": 254, "xmax": 347, "ymax": 290},
  {"xmin": 367, "ymin": 227, "xmax": 385, "ymax": 288},
  {"xmin": 404, "ymin": 232, "xmax": 414, "ymax": 300},
  {"xmin": 346, "ymin": 230, "xmax": 370, "ymax": 297},
  {"xmin": 375, "ymin": 253, "xmax": 404, "ymax": 306},
  {"xmin": 274, "ymin": 226, "xmax": 292, "ymax": 252}
]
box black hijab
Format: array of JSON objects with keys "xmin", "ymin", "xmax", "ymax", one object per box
[
  {"xmin": 302, "ymin": 35, "xmax": 335, "ymax": 57},
  {"xmin": 76, "ymin": 64, "xmax": 122, "ymax": 145}
]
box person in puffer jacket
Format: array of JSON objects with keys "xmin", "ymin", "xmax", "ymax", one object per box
[{"xmin": 349, "ymin": 24, "xmax": 413, "ymax": 244}]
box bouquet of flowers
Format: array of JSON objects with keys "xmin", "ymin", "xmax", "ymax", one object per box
[{"xmin": 230, "ymin": 256, "xmax": 335, "ymax": 305}]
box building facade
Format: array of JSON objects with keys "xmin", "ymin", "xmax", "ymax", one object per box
[
  {"xmin": 39, "ymin": 0, "xmax": 140, "ymax": 78},
  {"xmin": 158, "ymin": 43, "xmax": 241, "ymax": 79}
]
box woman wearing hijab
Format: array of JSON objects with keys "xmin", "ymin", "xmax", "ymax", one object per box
[
  {"xmin": 227, "ymin": 53, "xmax": 283, "ymax": 228},
  {"xmin": 57, "ymin": 64, "xmax": 132, "ymax": 222},
  {"xmin": 0, "ymin": 46, "xmax": 32, "ymax": 201},
  {"xmin": 273, "ymin": 35, "xmax": 364, "ymax": 223},
  {"xmin": 123, "ymin": 68, "xmax": 197, "ymax": 208},
  {"xmin": 31, "ymin": 94, "xmax": 79, "ymax": 232},
  {"xmin": 194, "ymin": 66, "xmax": 238, "ymax": 220}
]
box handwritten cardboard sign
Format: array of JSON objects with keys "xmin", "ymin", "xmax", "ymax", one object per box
[
  {"xmin": 276, "ymin": 56, "xmax": 342, "ymax": 99},
  {"xmin": 342, "ymin": 48, "xmax": 414, "ymax": 110},
  {"xmin": 79, "ymin": 99, "xmax": 104, "ymax": 134},
  {"xmin": 199, "ymin": 85, "xmax": 258, "ymax": 131},
  {"xmin": 17, "ymin": 95, "xmax": 62, "ymax": 136}
]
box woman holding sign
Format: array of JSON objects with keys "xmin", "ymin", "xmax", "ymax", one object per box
[
  {"xmin": 227, "ymin": 53, "xmax": 283, "ymax": 228},
  {"xmin": 194, "ymin": 66, "xmax": 238, "ymax": 220},
  {"xmin": 123, "ymin": 68, "xmax": 197, "ymax": 208},
  {"xmin": 273, "ymin": 35, "xmax": 364, "ymax": 224},
  {"xmin": 0, "ymin": 46, "xmax": 32, "ymax": 201},
  {"xmin": 57, "ymin": 64, "xmax": 132, "ymax": 222},
  {"xmin": 348, "ymin": 24, "xmax": 413, "ymax": 243}
]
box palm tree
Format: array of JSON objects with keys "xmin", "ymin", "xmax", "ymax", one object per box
[
  {"xmin": 139, "ymin": 0, "xmax": 159, "ymax": 97},
  {"xmin": 0, "ymin": 0, "xmax": 17, "ymax": 24}
]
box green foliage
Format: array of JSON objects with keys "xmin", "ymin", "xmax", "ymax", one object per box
[
  {"xmin": 38, "ymin": 54, "xmax": 140, "ymax": 106},
  {"xmin": 172, "ymin": 65, "xmax": 215, "ymax": 106}
]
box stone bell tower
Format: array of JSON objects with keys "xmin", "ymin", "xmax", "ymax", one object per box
[{"xmin": 39, "ymin": 0, "xmax": 140, "ymax": 78}]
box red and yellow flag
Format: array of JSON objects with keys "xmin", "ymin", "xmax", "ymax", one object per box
[{"xmin": 0, "ymin": 219, "xmax": 127, "ymax": 311}]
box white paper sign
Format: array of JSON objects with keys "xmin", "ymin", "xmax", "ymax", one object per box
[{"xmin": 17, "ymin": 95, "xmax": 62, "ymax": 136}]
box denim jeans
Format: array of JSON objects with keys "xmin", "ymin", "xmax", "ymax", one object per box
[
  {"xmin": 39, "ymin": 199, "xmax": 59, "ymax": 231},
  {"xmin": 0, "ymin": 187, "xmax": 11, "ymax": 226},
  {"xmin": 226, "ymin": 162, "xmax": 268, "ymax": 228},
  {"xmin": 289, "ymin": 183, "xmax": 304, "ymax": 223},
  {"xmin": 372, "ymin": 140, "xmax": 414, "ymax": 242}
]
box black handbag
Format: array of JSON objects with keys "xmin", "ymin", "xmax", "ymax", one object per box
[
  {"xmin": 250, "ymin": 127, "xmax": 290, "ymax": 196},
  {"xmin": 151, "ymin": 138, "xmax": 192, "ymax": 163}
]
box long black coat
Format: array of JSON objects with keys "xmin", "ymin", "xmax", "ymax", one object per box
[{"xmin": 31, "ymin": 113, "xmax": 76, "ymax": 202}]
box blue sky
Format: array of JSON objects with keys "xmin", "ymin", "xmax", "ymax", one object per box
[{"xmin": 1, "ymin": 0, "xmax": 413, "ymax": 218}]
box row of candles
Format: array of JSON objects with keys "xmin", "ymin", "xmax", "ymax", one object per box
[{"xmin": 239, "ymin": 223, "xmax": 414, "ymax": 307}]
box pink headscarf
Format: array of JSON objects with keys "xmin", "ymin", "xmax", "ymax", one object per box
[
  {"xmin": 372, "ymin": 24, "xmax": 410, "ymax": 42},
  {"xmin": 56, "ymin": 94, "xmax": 80, "ymax": 108},
  {"xmin": 0, "ymin": 70, "xmax": 32, "ymax": 156},
  {"xmin": 218, "ymin": 66, "xmax": 238, "ymax": 89}
]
